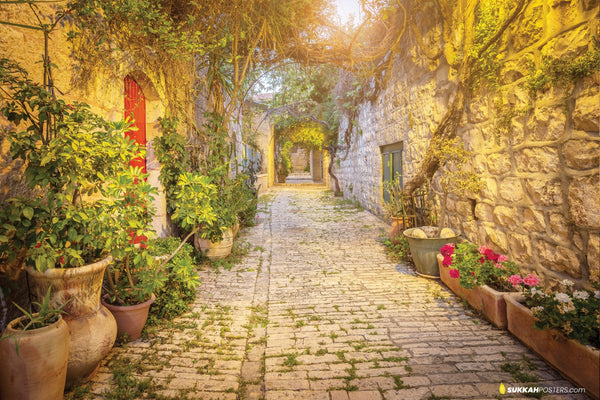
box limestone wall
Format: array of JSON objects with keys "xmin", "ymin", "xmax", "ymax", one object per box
[{"xmin": 333, "ymin": 0, "xmax": 599, "ymax": 285}]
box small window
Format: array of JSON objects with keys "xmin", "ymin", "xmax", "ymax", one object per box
[{"xmin": 381, "ymin": 142, "xmax": 403, "ymax": 202}]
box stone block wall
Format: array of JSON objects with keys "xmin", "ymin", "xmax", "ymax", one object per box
[{"xmin": 333, "ymin": 0, "xmax": 599, "ymax": 286}]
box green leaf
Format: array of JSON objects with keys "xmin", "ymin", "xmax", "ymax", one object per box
[{"xmin": 22, "ymin": 206, "xmax": 34, "ymax": 220}]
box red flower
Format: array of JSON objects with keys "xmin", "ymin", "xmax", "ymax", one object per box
[
  {"xmin": 34, "ymin": 242, "xmax": 42, "ymax": 248},
  {"xmin": 440, "ymin": 243, "xmax": 455, "ymax": 257},
  {"xmin": 449, "ymin": 269, "xmax": 460, "ymax": 278},
  {"xmin": 484, "ymin": 248, "xmax": 499, "ymax": 262},
  {"xmin": 442, "ymin": 255, "xmax": 453, "ymax": 267},
  {"xmin": 59, "ymin": 256, "xmax": 66, "ymax": 265}
]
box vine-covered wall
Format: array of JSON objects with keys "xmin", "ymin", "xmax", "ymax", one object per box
[{"xmin": 334, "ymin": 0, "xmax": 599, "ymax": 286}]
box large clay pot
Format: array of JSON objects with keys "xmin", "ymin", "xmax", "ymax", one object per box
[
  {"xmin": 504, "ymin": 293, "xmax": 600, "ymax": 399},
  {"xmin": 25, "ymin": 256, "xmax": 117, "ymax": 387},
  {"xmin": 102, "ymin": 293, "xmax": 155, "ymax": 342},
  {"xmin": 403, "ymin": 227, "xmax": 459, "ymax": 278},
  {"xmin": 389, "ymin": 217, "xmax": 409, "ymax": 244},
  {"xmin": 438, "ymin": 254, "xmax": 510, "ymax": 328},
  {"xmin": 0, "ymin": 314, "xmax": 69, "ymax": 400},
  {"xmin": 195, "ymin": 227, "xmax": 234, "ymax": 260}
]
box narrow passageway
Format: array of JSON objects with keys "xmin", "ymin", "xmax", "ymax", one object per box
[{"xmin": 87, "ymin": 186, "xmax": 588, "ymax": 400}]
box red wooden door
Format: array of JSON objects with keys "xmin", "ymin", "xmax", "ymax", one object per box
[{"xmin": 124, "ymin": 76, "xmax": 146, "ymax": 173}]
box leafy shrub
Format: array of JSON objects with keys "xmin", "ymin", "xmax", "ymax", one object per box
[
  {"xmin": 147, "ymin": 237, "xmax": 200, "ymax": 325},
  {"xmin": 383, "ymin": 236, "xmax": 412, "ymax": 264}
]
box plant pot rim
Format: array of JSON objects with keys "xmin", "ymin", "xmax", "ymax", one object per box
[
  {"xmin": 503, "ymin": 291, "xmax": 526, "ymax": 304},
  {"xmin": 3, "ymin": 313, "xmax": 65, "ymax": 336},
  {"xmin": 101, "ymin": 293, "xmax": 156, "ymax": 311},
  {"xmin": 403, "ymin": 226, "xmax": 459, "ymax": 240},
  {"xmin": 25, "ymin": 255, "xmax": 113, "ymax": 277}
]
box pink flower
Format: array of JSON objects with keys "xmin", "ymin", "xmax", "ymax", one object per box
[
  {"xmin": 440, "ymin": 243, "xmax": 455, "ymax": 257},
  {"xmin": 495, "ymin": 263, "xmax": 504, "ymax": 269},
  {"xmin": 478, "ymin": 246, "xmax": 488, "ymax": 254},
  {"xmin": 449, "ymin": 269, "xmax": 460, "ymax": 278},
  {"xmin": 497, "ymin": 254, "xmax": 508, "ymax": 263},
  {"xmin": 523, "ymin": 274, "xmax": 539, "ymax": 287},
  {"xmin": 508, "ymin": 275, "xmax": 523, "ymax": 287},
  {"xmin": 442, "ymin": 255, "xmax": 453, "ymax": 267}
]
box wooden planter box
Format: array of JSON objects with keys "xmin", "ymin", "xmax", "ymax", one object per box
[
  {"xmin": 437, "ymin": 254, "xmax": 509, "ymax": 329},
  {"xmin": 504, "ymin": 293, "xmax": 600, "ymax": 400}
]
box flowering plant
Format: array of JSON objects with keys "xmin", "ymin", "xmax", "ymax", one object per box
[
  {"xmin": 440, "ymin": 242, "xmax": 519, "ymax": 291},
  {"xmin": 514, "ymin": 277, "xmax": 600, "ymax": 348}
]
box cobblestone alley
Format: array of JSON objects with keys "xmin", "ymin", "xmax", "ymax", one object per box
[{"xmin": 86, "ymin": 186, "xmax": 589, "ymax": 400}]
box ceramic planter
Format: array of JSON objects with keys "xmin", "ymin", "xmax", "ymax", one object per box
[
  {"xmin": 389, "ymin": 217, "xmax": 410, "ymax": 245},
  {"xmin": 25, "ymin": 256, "xmax": 117, "ymax": 387},
  {"xmin": 504, "ymin": 293, "xmax": 599, "ymax": 399},
  {"xmin": 195, "ymin": 227, "xmax": 234, "ymax": 260},
  {"xmin": 403, "ymin": 227, "xmax": 459, "ymax": 278},
  {"xmin": 102, "ymin": 293, "xmax": 156, "ymax": 342},
  {"xmin": 438, "ymin": 254, "xmax": 509, "ymax": 328},
  {"xmin": 0, "ymin": 314, "xmax": 69, "ymax": 400}
]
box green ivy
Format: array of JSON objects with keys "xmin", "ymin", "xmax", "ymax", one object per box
[
  {"xmin": 154, "ymin": 116, "xmax": 187, "ymax": 215},
  {"xmin": 147, "ymin": 237, "xmax": 200, "ymax": 325},
  {"xmin": 470, "ymin": 0, "xmax": 517, "ymax": 90},
  {"xmin": 526, "ymin": 45, "xmax": 600, "ymax": 100}
]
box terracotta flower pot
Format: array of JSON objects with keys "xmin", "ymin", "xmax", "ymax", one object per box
[
  {"xmin": 195, "ymin": 227, "xmax": 234, "ymax": 260},
  {"xmin": 504, "ymin": 293, "xmax": 600, "ymax": 399},
  {"xmin": 102, "ymin": 293, "xmax": 156, "ymax": 342},
  {"xmin": 389, "ymin": 217, "xmax": 409, "ymax": 244},
  {"xmin": 438, "ymin": 254, "xmax": 509, "ymax": 328},
  {"xmin": 0, "ymin": 314, "xmax": 69, "ymax": 400},
  {"xmin": 25, "ymin": 256, "xmax": 117, "ymax": 387}
]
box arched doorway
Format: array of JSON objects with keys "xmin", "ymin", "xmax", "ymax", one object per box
[{"xmin": 124, "ymin": 75, "xmax": 146, "ymax": 172}]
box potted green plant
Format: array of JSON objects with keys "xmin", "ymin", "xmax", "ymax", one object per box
[
  {"xmin": 99, "ymin": 167, "xmax": 166, "ymax": 342},
  {"xmin": 437, "ymin": 242, "xmax": 519, "ymax": 328},
  {"xmin": 382, "ymin": 174, "xmax": 411, "ymax": 244},
  {"xmin": 505, "ymin": 278, "xmax": 599, "ymax": 398},
  {"xmin": 404, "ymin": 137, "xmax": 484, "ymax": 278},
  {"xmin": 0, "ymin": 288, "xmax": 70, "ymax": 400},
  {"xmin": 194, "ymin": 202, "xmax": 237, "ymax": 260},
  {"xmin": 0, "ymin": 58, "xmax": 141, "ymax": 384},
  {"xmin": 170, "ymin": 171, "xmax": 219, "ymax": 251}
]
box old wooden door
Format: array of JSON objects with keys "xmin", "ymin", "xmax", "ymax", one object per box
[{"xmin": 124, "ymin": 76, "xmax": 146, "ymax": 173}]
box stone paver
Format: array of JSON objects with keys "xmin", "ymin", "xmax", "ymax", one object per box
[{"xmin": 81, "ymin": 186, "xmax": 591, "ymax": 399}]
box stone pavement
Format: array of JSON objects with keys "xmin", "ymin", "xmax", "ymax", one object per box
[{"xmin": 83, "ymin": 186, "xmax": 590, "ymax": 400}]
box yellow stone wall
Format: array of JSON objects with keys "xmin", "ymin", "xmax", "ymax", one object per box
[{"xmin": 334, "ymin": 0, "xmax": 599, "ymax": 286}]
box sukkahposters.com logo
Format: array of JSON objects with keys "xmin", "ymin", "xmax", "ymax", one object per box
[{"xmin": 499, "ymin": 383, "xmax": 586, "ymax": 395}]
